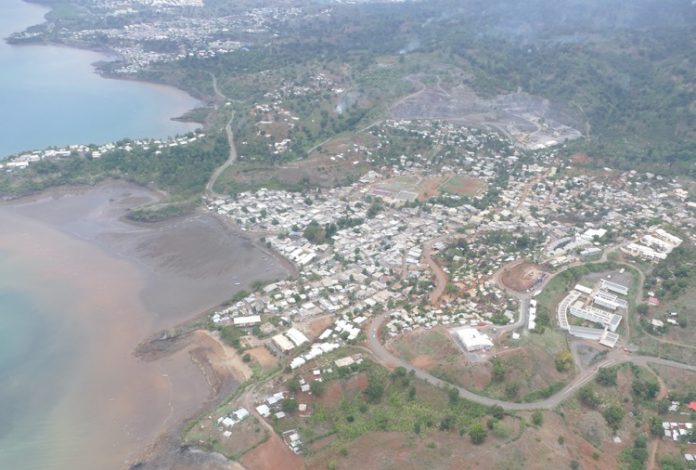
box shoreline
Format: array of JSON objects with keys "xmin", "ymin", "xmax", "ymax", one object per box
[
  {"xmin": 0, "ymin": 180, "xmax": 291, "ymax": 469},
  {"xmin": 6, "ymin": 0, "xmax": 211, "ymax": 102},
  {"xmin": 2, "ymin": 0, "xmax": 209, "ymax": 158}
]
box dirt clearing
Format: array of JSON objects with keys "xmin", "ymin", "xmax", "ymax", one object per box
[
  {"xmin": 241, "ymin": 433, "xmax": 303, "ymax": 470},
  {"xmin": 501, "ymin": 261, "xmax": 548, "ymax": 293}
]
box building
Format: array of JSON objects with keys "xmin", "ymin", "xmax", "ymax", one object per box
[
  {"xmin": 285, "ymin": 327, "xmax": 309, "ymax": 347},
  {"xmin": 233, "ymin": 315, "xmax": 262, "ymax": 327},
  {"xmin": 454, "ymin": 327, "xmax": 494, "ymax": 352},
  {"xmin": 601, "ymin": 279, "xmax": 629, "ymax": 296},
  {"xmin": 271, "ymin": 334, "xmax": 295, "ymax": 354}
]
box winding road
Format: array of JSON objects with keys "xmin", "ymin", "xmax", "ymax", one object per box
[
  {"xmin": 366, "ymin": 250, "xmax": 696, "ymax": 410},
  {"xmin": 205, "ymin": 114, "xmax": 237, "ymax": 198},
  {"xmin": 204, "ymin": 73, "xmax": 238, "ymax": 198},
  {"xmin": 366, "ymin": 312, "xmax": 696, "ymax": 410}
]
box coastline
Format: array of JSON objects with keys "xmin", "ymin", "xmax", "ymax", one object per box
[
  {"xmin": 7, "ymin": 0, "xmax": 212, "ymax": 102},
  {"xmin": 1, "ymin": 0, "xmax": 208, "ymax": 160},
  {"xmin": 0, "ymin": 180, "xmax": 290, "ymax": 469},
  {"xmin": 6, "ymin": 35, "xmax": 208, "ymax": 125}
]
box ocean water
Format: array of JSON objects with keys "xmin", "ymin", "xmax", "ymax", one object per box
[
  {"xmin": 0, "ymin": 0, "xmax": 200, "ymax": 158},
  {"xmin": 0, "ymin": 257, "xmax": 81, "ymax": 470}
]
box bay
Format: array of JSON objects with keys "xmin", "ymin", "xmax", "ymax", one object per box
[{"xmin": 0, "ymin": 0, "xmax": 200, "ymax": 158}]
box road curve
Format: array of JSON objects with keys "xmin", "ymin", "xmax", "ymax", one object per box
[
  {"xmin": 205, "ymin": 115, "xmax": 237, "ymax": 198},
  {"xmin": 366, "ymin": 312, "xmax": 696, "ymax": 411}
]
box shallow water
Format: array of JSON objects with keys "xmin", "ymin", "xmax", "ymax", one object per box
[{"xmin": 0, "ymin": 182, "xmax": 288, "ymax": 469}]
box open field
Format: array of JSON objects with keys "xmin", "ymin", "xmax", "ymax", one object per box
[
  {"xmin": 650, "ymin": 363, "xmax": 696, "ymax": 395},
  {"xmin": 647, "ymin": 287, "xmax": 696, "ymax": 345},
  {"xmin": 305, "ymin": 410, "xmax": 607, "ymax": 470},
  {"xmin": 241, "ymin": 433, "xmax": 304, "ymax": 470},
  {"xmin": 246, "ymin": 347, "xmax": 278, "ymax": 369},
  {"xmin": 184, "ymin": 414, "xmax": 268, "ymax": 460},
  {"xmin": 389, "ymin": 328, "xmax": 573, "ymax": 403},
  {"xmin": 213, "ymin": 149, "xmax": 370, "ymax": 195},
  {"xmin": 439, "ymin": 174, "xmax": 487, "ymax": 197},
  {"xmin": 370, "ymin": 173, "xmax": 486, "ymax": 203},
  {"xmin": 370, "ymin": 174, "xmax": 429, "ymax": 202}
]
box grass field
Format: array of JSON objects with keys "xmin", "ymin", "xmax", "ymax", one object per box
[{"xmin": 440, "ymin": 175, "xmax": 486, "ymax": 197}]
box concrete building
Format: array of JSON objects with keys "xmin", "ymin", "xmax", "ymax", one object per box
[
  {"xmin": 271, "ymin": 334, "xmax": 295, "ymax": 354},
  {"xmin": 454, "ymin": 327, "xmax": 494, "ymax": 352},
  {"xmin": 285, "ymin": 327, "xmax": 309, "ymax": 347},
  {"xmin": 233, "ymin": 315, "xmax": 262, "ymax": 327}
]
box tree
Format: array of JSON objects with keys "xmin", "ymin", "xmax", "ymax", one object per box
[
  {"xmin": 310, "ymin": 380, "xmax": 325, "ymax": 397},
  {"xmin": 491, "ymin": 358, "xmax": 507, "ymax": 382},
  {"xmin": 448, "ymin": 387, "xmax": 460, "ymax": 405},
  {"xmin": 364, "ymin": 375, "xmax": 385, "ymax": 403},
  {"xmin": 579, "ymin": 387, "xmax": 600, "ymax": 408},
  {"xmin": 439, "ymin": 415, "xmax": 455, "ymax": 431},
  {"xmin": 469, "ymin": 423, "xmax": 487, "ymax": 444},
  {"xmin": 532, "ymin": 411, "xmax": 543, "ymax": 426},
  {"xmin": 596, "ymin": 367, "xmax": 617, "ymax": 386},
  {"xmin": 242, "ymin": 353, "xmax": 252, "ymax": 363},
  {"xmin": 637, "ymin": 304, "xmax": 649, "ymax": 315},
  {"xmin": 603, "ymin": 405, "xmax": 625, "ymax": 431},
  {"xmin": 489, "ymin": 405, "xmax": 505, "ymax": 420},
  {"xmin": 303, "ymin": 220, "xmax": 327, "ymax": 244},
  {"xmin": 650, "ymin": 416, "xmax": 664, "ymax": 437},
  {"xmin": 554, "ymin": 350, "xmax": 573, "ymax": 372},
  {"xmin": 391, "ymin": 366, "xmax": 408, "ymax": 380},
  {"xmin": 657, "ymin": 398, "xmax": 670, "ymax": 415},
  {"xmin": 505, "ymin": 382, "xmax": 519, "ymax": 399},
  {"xmin": 282, "ymin": 398, "xmax": 298, "ymax": 413},
  {"xmin": 632, "ymin": 379, "xmax": 660, "ymax": 400}
]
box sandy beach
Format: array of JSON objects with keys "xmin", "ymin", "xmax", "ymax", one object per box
[{"xmin": 0, "ymin": 181, "xmax": 288, "ymax": 469}]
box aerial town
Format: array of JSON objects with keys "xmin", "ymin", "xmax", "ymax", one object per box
[
  {"xmin": 187, "ymin": 118, "xmax": 696, "ymax": 463},
  {"xmin": 3, "ymin": 0, "xmax": 696, "ymax": 468}
]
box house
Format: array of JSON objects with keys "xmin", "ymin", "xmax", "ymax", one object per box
[{"xmin": 256, "ymin": 404, "xmax": 271, "ymax": 417}]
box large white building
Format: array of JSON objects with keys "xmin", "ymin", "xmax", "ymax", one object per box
[{"xmin": 454, "ymin": 327, "xmax": 494, "ymax": 352}]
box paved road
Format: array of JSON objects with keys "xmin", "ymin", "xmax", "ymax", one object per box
[{"xmin": 366, "ymin": 312, "xmax": 696, "ymax": 411}]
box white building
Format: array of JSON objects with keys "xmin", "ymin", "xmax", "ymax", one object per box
[
  {"xmin": 285, "ymin": 327, "xmax": 309, "ymax": 347},
  {"xmin": 454, "ymin": 327, "xmax": 493, "ymax": 352},
  {"xmin": 233, "ymin": 315, "xmax": 262, "ymax": 327},
  {"xmin": 272, "ymin": 334, "xmax": 295, "ymax": 353}
]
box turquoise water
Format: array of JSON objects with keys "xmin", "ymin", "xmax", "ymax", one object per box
[
  {"xmin": 0, "ymin": 0, "xmax": 200, "ymax": 158},
  {"xmin": 0, "ymin": 261, "xmax": 79, "ymax": 470}
]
